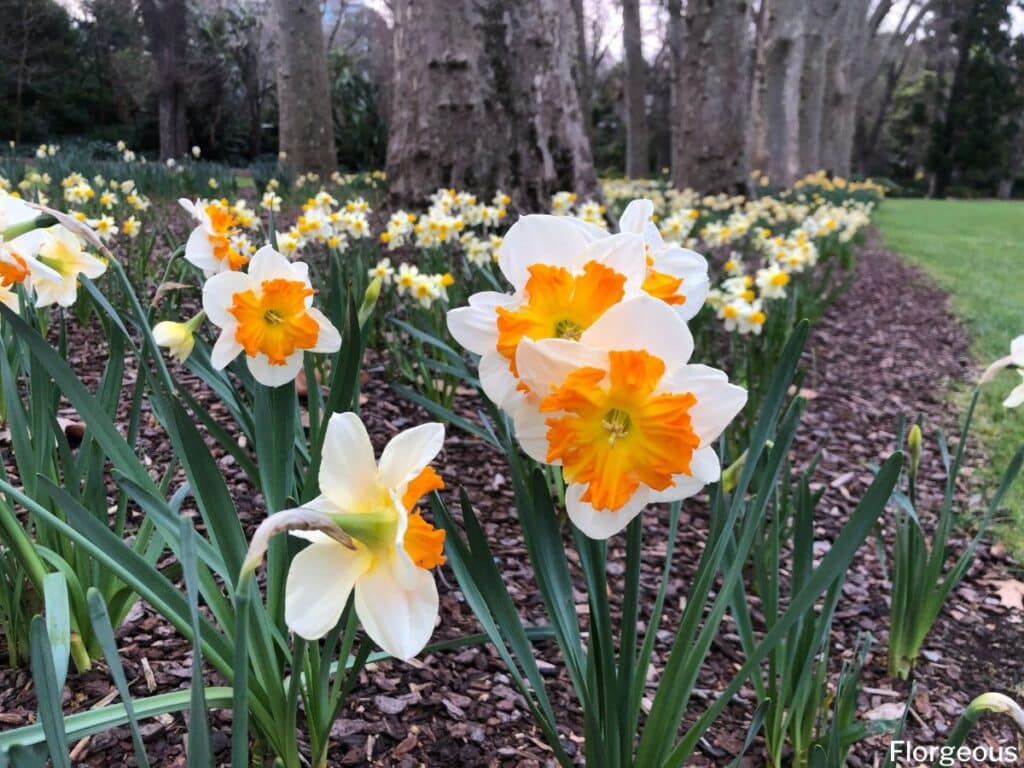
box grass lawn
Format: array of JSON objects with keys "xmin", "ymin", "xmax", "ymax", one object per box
[{"xmin": 876, "ymin": 198, "xmax": 1024, "ymax": 555}]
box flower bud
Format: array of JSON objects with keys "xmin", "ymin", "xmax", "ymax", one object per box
[
  {"xmin": 359, "ymin": 276, "xmax": 382, "ymax": 328},
  {"xmin": 153, "ymin": 312, "xmax": 204, "ymax": 363},
  {"xmin": 907, "ymin": 424, "xmax": 922, "ymax": 485}
]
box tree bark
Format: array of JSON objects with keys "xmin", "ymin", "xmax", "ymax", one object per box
[
  {"xmin": 140, "ymin": 0, "xmax": 189, "ymax": 160},
  {"xmin": 270, "ymin": 0, "xmax": 336, "ymax": 175},
  {"xmin": 998, "ymin": 111, "xmax": 1024, "ymax": 198},
  {"xmin": 761, "ymin": 0, "xmax": 806, "ymax": 186},
  {"xmin": 386, "ymin": 0, "xmax": 598, "ymax": 208},
  {"xmin": 622, "ymin": 0, "xmax": 648, "ymax": 177},
  {"xmin": 820, "ymin": 0, "xmax": 870, "ymax": 176},
  {"xmin": 673, "ymin": 0, "xmax": 751, "ymax": 192},
  {"xmin": 666, "ymin": 0, "xmax": 684, "ymax": 177},
  {"xmin": 799, "ymin": 0, "xmax": 837, "ymax": 174},
  {"xmin": 570, "ymin": 0, "xmax": 593, "ymax": 140}
]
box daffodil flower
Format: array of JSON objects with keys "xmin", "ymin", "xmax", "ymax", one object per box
[
  {"xmin": 981, "ymin": 335, "xmax": 1024, "ymax": 384},
  {"xmin": 153, "ymin": 312, "xmax": 205, "ymax": 363},
  {"xmin": 202, "ymin": 245, "xmax": 340, "ymax": 387},
  {"xmin": 447, "ymin": 214, "xmax": 647, "ymax": 415},
  {"xmin": 250, "ymin": 413, "xmax": 447, "ymax": 660},
  {"xmin": 179, "ymin": 198, "xmax": 248, "ymax": 276},
  {"xmin": 618, "ymin": 199, "xmax": 709, "ymax": 318},
  {"xmin": 29, "ymin": 227, "xmax": 106, "ymax": 308},
  {"xmin": 514, "ymin": 296, "xmax": 746, "ymax": 538}
]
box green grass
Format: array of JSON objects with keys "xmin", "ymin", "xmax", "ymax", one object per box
[{"xmin": 876, "ymin": 198, "xmax": 1024, "ymax": 556}]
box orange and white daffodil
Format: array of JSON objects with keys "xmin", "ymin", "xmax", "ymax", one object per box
[
  {"xmin": 202, "ymin": 245, "xmax": 340, "ymax": 387},
  {"xmin": 245, "ymin": 413, "xmax": 446, "ymax": 660},
  {"xmin": 618, "ymin": 199, "xmax": 709, "ymax": 320},
  {"xmin": 513, "ymin": 296, "xmax": 746, "ymax": 539},
  {"xmin": 0, "ymin": 196, "xmax": 61, "ymax": 305},
  {"xmin": 179, "ymin": 198, "xmax": 248, "ymax": 276},
  {"xmin": 446, "ymin": 214, "xmax": 647, "ymax": 414}
]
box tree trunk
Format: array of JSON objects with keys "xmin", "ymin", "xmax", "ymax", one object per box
[
  {"xmin": 749, "ymin": 0, "xmax": 769, "ymax": 173},
  {"xmin": 386, "ymin": 0, "xmax": 598, "ymax": 209},
  {"xmin": 762, "ymin": 0, "xmax": 806, "ymax": 186},
  {"xmin": 998, "ymin": 112, "xmax": 1024, "ymax": 199},
  {"xmin": 666, "ymin": 0, "xmax": 684, "ymax": 178},
  {"xmin": 673, "ymin": 0, "xmax": 750, "ymax": 192},
  {"xmin": 270, "ymin": 0, "xmax": 336, "ymax": 175},
  {"xmin": 570, "ymin": 0, "xmax": 593, "ymax": 140},
  {"xmin": 622, "ymin": 0, "xmax": 648, "ymax": 177},
  {"xmin": 140, "ymin": 0, "xmax": 189, "ymax": 160},
  {"xmin": 931, "ymin": 0, "xmax": 979, "ymax": 198},
  {"xmin": 820, "ymin": 0, "xmax": 870, "ymax": 176},
  {"xmin": 799, "ymin": 0, "xmax": 836, "ymax": 174}
]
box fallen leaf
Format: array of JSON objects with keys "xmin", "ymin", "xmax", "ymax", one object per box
[{"xmin": 993, "ymin": 579, "xmax": 1024, "ymax": 610}]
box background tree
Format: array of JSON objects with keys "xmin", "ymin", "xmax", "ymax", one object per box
[
  {"xmin": 621, "ymin": 0, "xmax": 648, "ymax": 177},
  {"xmin": 270, "ymin": 0, "xmax": 337, "ymax": 175},
  {"xmin": 386, "ymin": 0, "xmax": 598, "ymax": 208},
  {"xmin": 139, "ymin": 0, "xmax": 189, "ymax": 159},
  {"xmin": 673, "ymin": 0, "xmax": 751, "ymax": 192}
]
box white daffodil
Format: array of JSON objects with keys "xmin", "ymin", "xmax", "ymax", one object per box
[
  {"xmin": 447, "ymin": 214, "xmax": 647, "ymax": 416},
  {"xmin": 981, "ymin": 335, "xmax": 1024, "ymax": 384},
  {"xmin": 179, "ymin": 198, "xmax": 248, "ymax": 276},
  {"xmin": 755, "ymin": 264, "xmax": 790, "ymax": 300},
  {"xmin": 512, "ymin": 296, "xmax": 746, "ymax": 539},
  {"xmin": 30, "ymin": 227, "xmax": 106, "ymax": 308},
  {"xmin": 202, "ymin": 245, "xmax": 340, "ymax": 387},
  {"xmin": 252, "ymin": 413, "xmax": 446, "ymax": 660},
  {"xmin": 618, "ymin": 199, "xmax": 709, "ymax": 320},
  {"xmin": 1003, "ymin": 371, "xmax": 1024, "ymax": 409}
]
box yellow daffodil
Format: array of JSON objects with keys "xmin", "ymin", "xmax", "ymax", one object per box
[
  {"xmin": 202, "ymin": 245, "xmax": 341, "ymax": 387},
  {"xmin": 513, "ymin": 296, "xmax": 746, "ymax": 538}
]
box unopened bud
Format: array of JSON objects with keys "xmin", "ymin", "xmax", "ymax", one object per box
[
  {"xmin": 358, "ymin": 276, "xmax": 382, "ymax": 328},
  {"xmin": 907, "ymin": 424, "xmax": 922, "ymax": 485}
]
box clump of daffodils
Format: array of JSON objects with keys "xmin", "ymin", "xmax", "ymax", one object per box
[{"xmin": 447, "ymin": 200, "xmax": 745, "ymax": 538}]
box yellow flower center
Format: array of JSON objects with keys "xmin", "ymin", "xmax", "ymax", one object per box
[
  {"xmin": 541, "ymin": 350, "xmax": 699, "ymax": 512},
  {"xmin": 495, "ymin": 261, "xmax": 626, "ymax": 374},
  {"xmin": 770, "ymin": 272, "xmax": 790, "ymax": 287},
  {"xmin": 228, "ymin": 278, "xmax": 319, "ymax": 365}
]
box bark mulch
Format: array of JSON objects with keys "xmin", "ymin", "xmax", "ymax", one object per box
[{"xmin": 0, "ymin": 239, "xmax": 1021, "ymax": 767}]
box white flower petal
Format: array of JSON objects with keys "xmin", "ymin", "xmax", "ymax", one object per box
[
  {"xmin": 210, "ymin": 328, "xmax": 243, "ymax": 369},
  {"xmin": 513, "ymin": 405, "xmax": 551, "ymax": 463},
  {"xmin": 565, "ymin": 483, "xmax": 649, "ymax": 539},
  {"xmin": 354, "ymin": 554, "xmax": 439, "ymax": 660},
  {"xmin": 576, "ymin": 232, "xmax": 647, "ymax": 292},
  {"xmin": 285, "ymin": 539, "xmax": 371, "ymax": 640},
  {"xmin": 618, "ymin": 199, "xmax": 654, "ymax": 235},
  {"xmin": 515, "ymin": 337, "xmax": 607, "ymax": 400},
  {"xmin": 447, "ymin": 304, "xmax": 499, "ymax": 355},
  {"xmin": 648, "ymin": 446, "xmax": 721, "ymax": 503},
  {"xmin": 1004, "ymin": 376, "xmax": 1024, "ymax": 408},
  {"xmin": 478, "ymin": 350, "xmax": 521, "ymax": 410},
  {"xmin": 247, "ymin": 351, "xmax": 304, "ymax": 387},
  {"xmin": 499, "ymin": 215, "xmax": 606, "ymax": 290},
  {"xmin": 660, "ymin": 364, "xmax": 747, "ymax": 445},
  {"xmin": 202, "ymin": 270, "xmax": 252, "ymax": 327},
  {"xmin": 184, "ymin": 227, "xmax": 219, "ymax": 274},
  {"xmin": 580, "ymin": 295, "xmax": 694, "ymax": 366},
  {"xmin": 320, "ymin": 412, "xmax": 380, "ymax": 510},
  {"xmin": 378, "ymin": 422, "xmax": 445, "ymax": 489},
  {"xmin": 308, "ymin": 307, "xmax": 341, "ymax": 353},
  {"xmin": 249, "ymin": 245, "xmax": 297, "ymax": 285}
]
